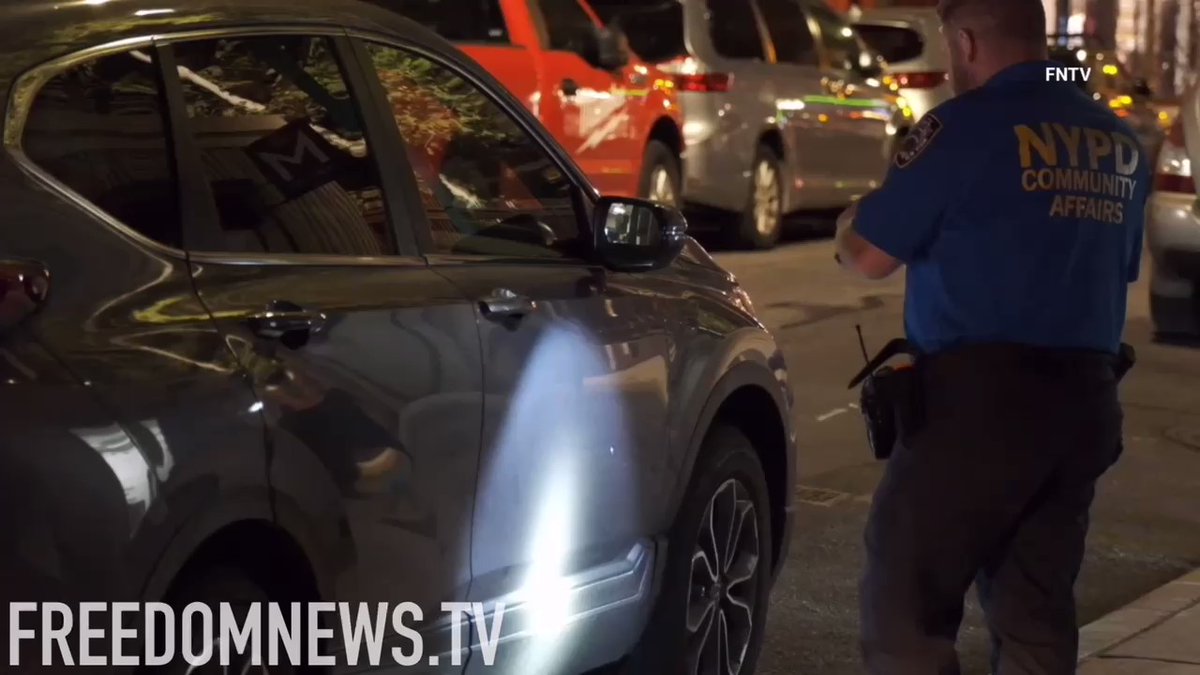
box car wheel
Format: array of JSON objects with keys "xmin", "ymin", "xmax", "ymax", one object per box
[
  {"xmin": 632, "ymin": 426, "xmax": 773, "ymax": 675},
  {"xmin": 732, "ymin": 147, "xmax": 783, "ymax": 249},
  {"xmin": 155, "ymin": 566, "xmax": 298, "ymax": 675},
  {"xmin": 640, "ymin": 140, "xmax": 682, "ymax": 208}
]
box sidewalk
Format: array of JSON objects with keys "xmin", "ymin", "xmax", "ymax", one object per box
[{"xmin": 1077, "ymin": 568, "xmax": 1200, "ymax": 674}]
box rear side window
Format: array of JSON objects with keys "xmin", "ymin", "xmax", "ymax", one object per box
[
  {"xmin": 536, "ymin": 0, "xmax": 599, "ymax": 54},
  {"xmin": 705, "ymin": 0, "xmax": 766, "ymax": 61},
  {"xmin": 854, "ymin": 24, "xmax": 925, "ymax": 64},
  {"xmin": 382, "ymin": 0, "xmax": 510, "ymax": 43},
  {"xmin": 757, "ymin": 0, "xmax": 818, "ymax": 65},
  {"xmin": 23, "ymin": 50, "xmax": 182, "ymax": 248},
  {"xmin": 807, "ymin": 2, "xmax": 868, "ymax": 71},
  {"xmin": 591, "ymin": 1, "xmax": 688, "ymax": 64},
  {"xmin": 171, "ymin": 36, "xmax": 396, "ymax": 256}
]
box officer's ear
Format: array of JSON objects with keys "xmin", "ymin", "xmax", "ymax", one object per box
[{"xmin": 953, "ymin": 27, "xmax": 979, "ymax": 62}]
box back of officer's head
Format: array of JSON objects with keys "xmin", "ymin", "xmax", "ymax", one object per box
[{"xmin": 938, "ymin": 0, "xmax": 1049, "ymax": 94}]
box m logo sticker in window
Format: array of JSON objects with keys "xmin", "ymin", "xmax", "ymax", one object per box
[{"xmin": 248, "ymin": 120, "xmax": 346, "ymax": 199}]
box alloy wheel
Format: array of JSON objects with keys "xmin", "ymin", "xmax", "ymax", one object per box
[
  {"xmin": 752, "ymin": 161, "xmax": 780, "ymax": 237},
  {"xmin": 649, "ymin": 165, "xmax": 678, "ymax": 207},
  {"xmin": 685, "ymin": 478, "xmax": 761, "ymax": 675}
]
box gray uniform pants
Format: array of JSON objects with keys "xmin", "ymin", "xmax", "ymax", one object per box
[{"xmin": 860, "ymin": 344, "xmax": 1123, "ymax": 675}]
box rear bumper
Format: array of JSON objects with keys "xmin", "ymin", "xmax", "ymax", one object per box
[{"xmin": 1148, "ymin": 191, "xmax": 1200, "ymax": 335}]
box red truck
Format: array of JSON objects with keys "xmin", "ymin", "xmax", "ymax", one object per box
[{"xmin": 378, "ymin": 0, "xmax": 686, "ymax": 205}]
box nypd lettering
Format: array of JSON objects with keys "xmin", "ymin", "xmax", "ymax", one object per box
[
  {"xmin": 895, "ymin": 114, "xmax": 943, "ymax": 169},
  {"xmin": 1014, "ymin": 122, "xmax": 1140, "ymax": 225}
]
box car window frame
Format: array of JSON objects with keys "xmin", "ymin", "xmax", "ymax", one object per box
[
  {"xmin": 153, "ymin": 27, "xmax": 425, "ymax": 262},
  {"xmin": 525, "ymin": 0, "xmax": 602, "ymax": 58},
  {"xmin": 5, "ymin": 36, "xmax": 189, "ymax": 261},
  {"xmin": 753, "ymin": 0, "xmax": 820, "ymax": 67},
  {"xmin": 803, "ymin": 1, "xmax": 866, "ymax": 74},
  {"xmin": 704, "ymin": 0, "xmax": 772, "ymax": 63},
  {"xmin": 343, "ymin": 29, "xmax": 600, "ymax": 265}
]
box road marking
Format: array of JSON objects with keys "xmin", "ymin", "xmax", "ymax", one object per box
[
  {"xmin": 817, "ymin": 408, "xmax": 849, "ymax": 422},
  {"xmin": 848, "ymin": 402, "xmax": 859, "ymax": 409}
]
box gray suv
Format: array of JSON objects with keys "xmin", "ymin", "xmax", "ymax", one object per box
[
  {"xmin": 0, "ymin": 0, "xmax": 795, "ymax": 672},
  {"xmin": 593, "ymin": 0, "xmax": 912, "ymax": 248}
]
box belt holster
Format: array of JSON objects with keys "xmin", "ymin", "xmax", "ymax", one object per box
[{"xmin": 848, "ymin": 338, "xmax": 922, "ymax": 461}]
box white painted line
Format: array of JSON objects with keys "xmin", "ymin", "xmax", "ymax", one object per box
[
  {"xmin": 848, "ymin": 402, "xmax": 860, "ymax": 409},
  {"xmin": 817, "ymin": 408, "xmax": 849, "ymax": 422}
]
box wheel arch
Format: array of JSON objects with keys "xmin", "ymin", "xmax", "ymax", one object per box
[
  {"xmin": 671, "ymin": 359, "xmax": 794, "ymax": 570},
  {"xmin": 648, "ymin": 116, "xmax": 684, "ymax": 164}
]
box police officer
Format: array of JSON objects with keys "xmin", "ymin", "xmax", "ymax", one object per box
[{"xmin": 834, "ymin": 0, "xmax": 1148, "ymax": 673}]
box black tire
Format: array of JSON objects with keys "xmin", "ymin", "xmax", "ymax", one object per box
[
  {"xmin": 730, "ymin": 145, "xmax": 784, "ymax": 250},
  {"xmin": 630, "ymin": 426, "xmax": 774, "ymax": 675},
  {"xmin": 154, "ymin": 566, "xmax": 299, "ymax": 675},
  {"xmin": 639, "ymin": 139, "xmax": 682, "ymax": 208}
]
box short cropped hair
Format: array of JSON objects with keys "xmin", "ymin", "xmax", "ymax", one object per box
[{"xmin": 937, "ymin": 0, "xmax": 1047, "ymax": 47}]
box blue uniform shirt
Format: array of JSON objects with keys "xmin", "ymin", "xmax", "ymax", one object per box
[{"xmin": 855, "ymin": 60, "xmax": 1148, "ymax": 355}]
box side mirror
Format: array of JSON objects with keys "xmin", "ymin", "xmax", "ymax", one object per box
[
  {"xmin": 587, "ymin": 27, "xmax": 630, "ymax": 71},
  {"xmin": 593, "ymin": 197, "xmax": 687, "ymax": 271},
  {"xmin": 0, "ymin": 259, "xmax": 50, "ymax": 333}
]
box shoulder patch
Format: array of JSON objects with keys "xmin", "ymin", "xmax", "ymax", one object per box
[{"xmin": 894, "ymin": 113, "xmax": 944, "ymax": 169}]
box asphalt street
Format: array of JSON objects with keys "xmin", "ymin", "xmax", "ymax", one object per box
[{"xmin": 711, "ymin": 230, "xmax": 1200, "ymax": 675}]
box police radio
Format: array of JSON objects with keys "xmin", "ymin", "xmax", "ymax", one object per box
[{"xmin": 848, "ymin": 326, "xmax": 921, "ymax": 461}]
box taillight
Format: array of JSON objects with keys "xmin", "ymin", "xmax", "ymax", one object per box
[
  {"xmin": 1154, "ymin": 117, "xmax": 1195, "ymax": 194},
  {"xmin": 672, "ymin": 73, "xmax": 733, "ymax": 93},
  {"xmin": 892, "ymin": 71, "xmax": 948, "ymax": 89}
]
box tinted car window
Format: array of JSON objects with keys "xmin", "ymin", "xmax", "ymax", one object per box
[
  {"xmin": 381, "ymin": 0, "xmax": 510, "ymax": 43},
  {"xmin": 537, "ymin": 0, "xmax": 599, "ymax": 54},
  {"xmin": 171, "ymin": 36, "xmax": 395, "ymax": 256},
  {"xmin": 591, "ymin": 1, "xmax": 688, "ymax": 63},
  {"xmin": 365, "ymin": 43, "xmax": 583, "ymax": 258},
  {"xmin": 757, "ymin": 0, "xmax": 818, "ymax": 65},
  {"xmin": 854, "ymin": 24, "xmax": 924, "ymax": 64},
  {"xmin": 24, "ymin": 51, "xmax": 181, "ymax": 248},
  {"xmin": 807, "ymin": 3, "xmax": 869, "ymax": 71},
  {"xmin": 705, "ymin": 0, "xmax": 766, "ymax": 61}
]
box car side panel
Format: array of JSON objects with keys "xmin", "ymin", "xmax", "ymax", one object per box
[{"xmin": 0, "ymin": 162, "xmax": 271, "ymax": 606}]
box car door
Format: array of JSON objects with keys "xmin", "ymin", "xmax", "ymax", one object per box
[
  {"xmin": 805, "ymin": 0, "xmax": 896, "ymax": 189},
  {"xmin": 754, "ymin": 0, "xmax": 842, "ymax": 205},
  {"xmin": 527, "ymin": 0, "xmax": 637, "ymax": 196},
  {"xmin": 157, "ymin": 31, "xmax": 483, "ymax": 671},
  {"xmin": 357, "ymin": 37, "xmax": 672, "ymax": 672}
]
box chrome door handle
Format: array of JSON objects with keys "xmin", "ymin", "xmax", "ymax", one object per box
[
  {"xmin": 479, "ymin": 289, "xmax": 536, "ymax": 319},
  {"xmin": 247, "ymin": 301, "xmax": 326, "ymax": 340}
]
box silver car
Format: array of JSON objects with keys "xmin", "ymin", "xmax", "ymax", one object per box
[
  {"xmin": 592, "ymin": 0, "xmax": 911, "ymax": 249},
  {"xmin": 852, "ymin": 7, "xmax": 953, "ymax": 121},
  {"xmin": 1148, "ymin": 80, "xmax": 1200, "ymax": 338}
]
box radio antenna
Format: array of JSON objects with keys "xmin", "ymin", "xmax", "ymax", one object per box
[{"xmin": 855, "ymin": 324, "xmax": 870, "ymax": 363}]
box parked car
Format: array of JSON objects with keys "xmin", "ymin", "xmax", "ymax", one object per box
[
  {"xmin": 1148, "ymin": 82, "xmax": 1200, "ymax": 339},
  {"xmin": 371, "ymin": 0, "xmax": 686, "ymax": 208},
  {"xmin": 590, "ymin": 0, "xmax": 912, "ymax": 249},
  {"xmin": 852, "ymin": 7, "xmax": 952, "ymax": 121},
  {"xmin": 0, "ymin": 0, "xmax": 796, "ymax": 672}
]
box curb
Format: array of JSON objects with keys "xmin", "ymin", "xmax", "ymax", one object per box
[{"xmin": 1077, "ymin": 567, "xmax": 1200, "ymax": 662}]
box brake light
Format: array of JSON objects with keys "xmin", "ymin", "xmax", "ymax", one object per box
[
  {"xmin": 672, "ymin": 73, "xmax": 733, "ymax": 93},
  {"xmin": 891, "ymin": 71, "xmax": 948, "ymax": 89},
  {"xmin": 1153, "ymin": 118, "xmax": 1195, "ymax": 194}
]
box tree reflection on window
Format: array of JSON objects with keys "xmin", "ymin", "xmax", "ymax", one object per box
[{"xmin": 366, "ymin": 43, "xmax": 581, "ymax": 258}]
